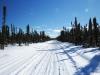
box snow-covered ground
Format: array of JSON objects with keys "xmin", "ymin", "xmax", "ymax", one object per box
[{"xmin": 0, "ymin": 40, "xmax": 100, "ymax": 75}]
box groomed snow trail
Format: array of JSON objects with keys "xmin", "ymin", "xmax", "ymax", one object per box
[{"xmin": 0, "ymin": 40, "xmax": 100, "ymax": 75}]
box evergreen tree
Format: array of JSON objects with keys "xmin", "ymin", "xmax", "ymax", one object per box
[
  {"xmin": 92, "ymin": 17, "xmax": 98, "ymax": 46},
  {"xmin": 26, "ymin": 24, "xmax": 30, "ymax": 44},
  {"xmin": 57, "ymin": 17, "xmax": 100, "ymax": 47},
  {"xmin": 17, "ymin": 28, "xmax": 23, "ymax": 46},
  {"xmin": 88, "ymin": 18, "xmax": 93, "ymax": 46}
]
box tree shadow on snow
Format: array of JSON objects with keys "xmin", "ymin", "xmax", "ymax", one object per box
[
  {"xmin": 36, "ymin": 44, "xmax": 73, "ymax": 52},
  {"xmin": 64, "ymin": 46, "xmax": 81, "ymax": 54},
  {"xmin": 74, "ymin": 55, "xmax": 100, "ymax": 75},
  {"xmin": 84, "ymin": 48, "xmax": 99, "ymax": 53},
  {"xmin": 57, "ymin": 46, "xmax": 80, "ymax": 70},
  {"xmin": 36, "ymin": 47, "xmax": 64, "ymax": 51},
  {"xmin": 57, "ymin": 46, "xmax": 81, "ymax": 57}
]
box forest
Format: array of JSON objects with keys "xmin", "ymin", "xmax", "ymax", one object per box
[
  {"xmin": 57, "ymin": 17, "xmax": 100, "ymax": 47},
  {"xmin": 0, "ymin": 1, "xmax": 100, "ymax": 75},
  {"xmin": 0, "ymin": 5, "xmax": 50, "ymax": 49},
  {"xmin": 1, "ymin": 5, "xmax": 100, "ymax": 49}
]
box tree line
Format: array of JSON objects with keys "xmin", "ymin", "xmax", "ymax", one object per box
[
  {"xmin": 0, "ymin": 5, "xmax": 50, "ymax": 49},
  {"xmin": 57, "ymin": 17, "xmax": 100, "ymax": 47},
  {"xmin": 0, "ymin": 24, "xmax": 50, "ymax": 49}
]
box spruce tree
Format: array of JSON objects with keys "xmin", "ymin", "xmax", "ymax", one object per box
[
  {"xmin": 88, "ymin": 18, "xmax": 93, "ymax": 46},
  {"xmin": 93, "ymin": 17, "xmax": 99, "ymax": 46}
]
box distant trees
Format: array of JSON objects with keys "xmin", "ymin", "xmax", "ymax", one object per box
[
  {"xmin": 88, "ymin": 18, "xmax": 93, "ymax": 46},
  {"xmin": 0, "ymin": 4, "xmax": 50, "ymax": 49},
  {"xmin": 0, "ymin": 24, "xmax": 50, "ymax": 49},
  {"xmin": 26, "ymin": 24, "xmax": 30, "ymax": 44},
  {"xmin": 57, "ymin": 17, "xmax": 100, "ymax": 47},
  {"xmin": 92, "ymin": 18, "xmax": 99, "ymax": 46},
  {"xmin": 1, "ymin": 4, "xmax": 100, "ymax": 49},
  {"xmin": 10, "ymin": 24, "xmax": 16, "ymax": 44}
]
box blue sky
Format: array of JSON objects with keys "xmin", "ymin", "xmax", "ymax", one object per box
[{"xmin": 0, "ymin": 0, "xmax": 100, "ymax": 37}]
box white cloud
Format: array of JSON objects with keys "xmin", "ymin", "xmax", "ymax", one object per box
[
  {"xmin": 48, "ymin": 27, "xmax": 72, "ymax": 33},
  {"xmin": 53, "ymin": 29, "xmax": 61, "ymax": 33},
  {"xmin": 46, "ymin": 27, "xmax": 72, "ymax": 38},
  {"xmin": 46, "ymin": 28, "xmax": 61, "ymax": 38},
  {"xmin": 66, "ymin": 27, "xmax": 72, "ymax": 30}
]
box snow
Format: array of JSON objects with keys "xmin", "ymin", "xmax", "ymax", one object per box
[{"xmin": 0, "ymin": 40, "xmax": 100, "ymax": 75}]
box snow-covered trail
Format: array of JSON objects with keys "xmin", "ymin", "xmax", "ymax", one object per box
[{"xmin": 0, "ymin": 40, "xmax": 100, "ymax": 75}]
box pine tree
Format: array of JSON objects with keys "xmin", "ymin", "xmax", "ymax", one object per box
[
  {"xmin": 18, "ymin": 28, "xmax": 23, "ymax": 46},
  {"xmin": 74, "ymin": 17, "xmax": 78, "ymax": 45},
  {"xmin": 88, "ymin": 18, "xmax": 93, "ymax": 46},
  {"xmin": 93, "ymin": 17, "xmax": 99, "ymax": 46},
  {"xmin": 26, "ymin": 24, "xmax": 30, "ymax": 44}
]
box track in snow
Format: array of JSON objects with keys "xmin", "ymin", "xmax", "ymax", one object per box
[{"xmin": 0, "ymin": 40, "xmax": 99, "ymax": 75}]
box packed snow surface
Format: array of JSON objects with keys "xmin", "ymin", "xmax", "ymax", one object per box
[{"xmin": 0, "ymin": 40, "xmax": 100, "ymax": 75}]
